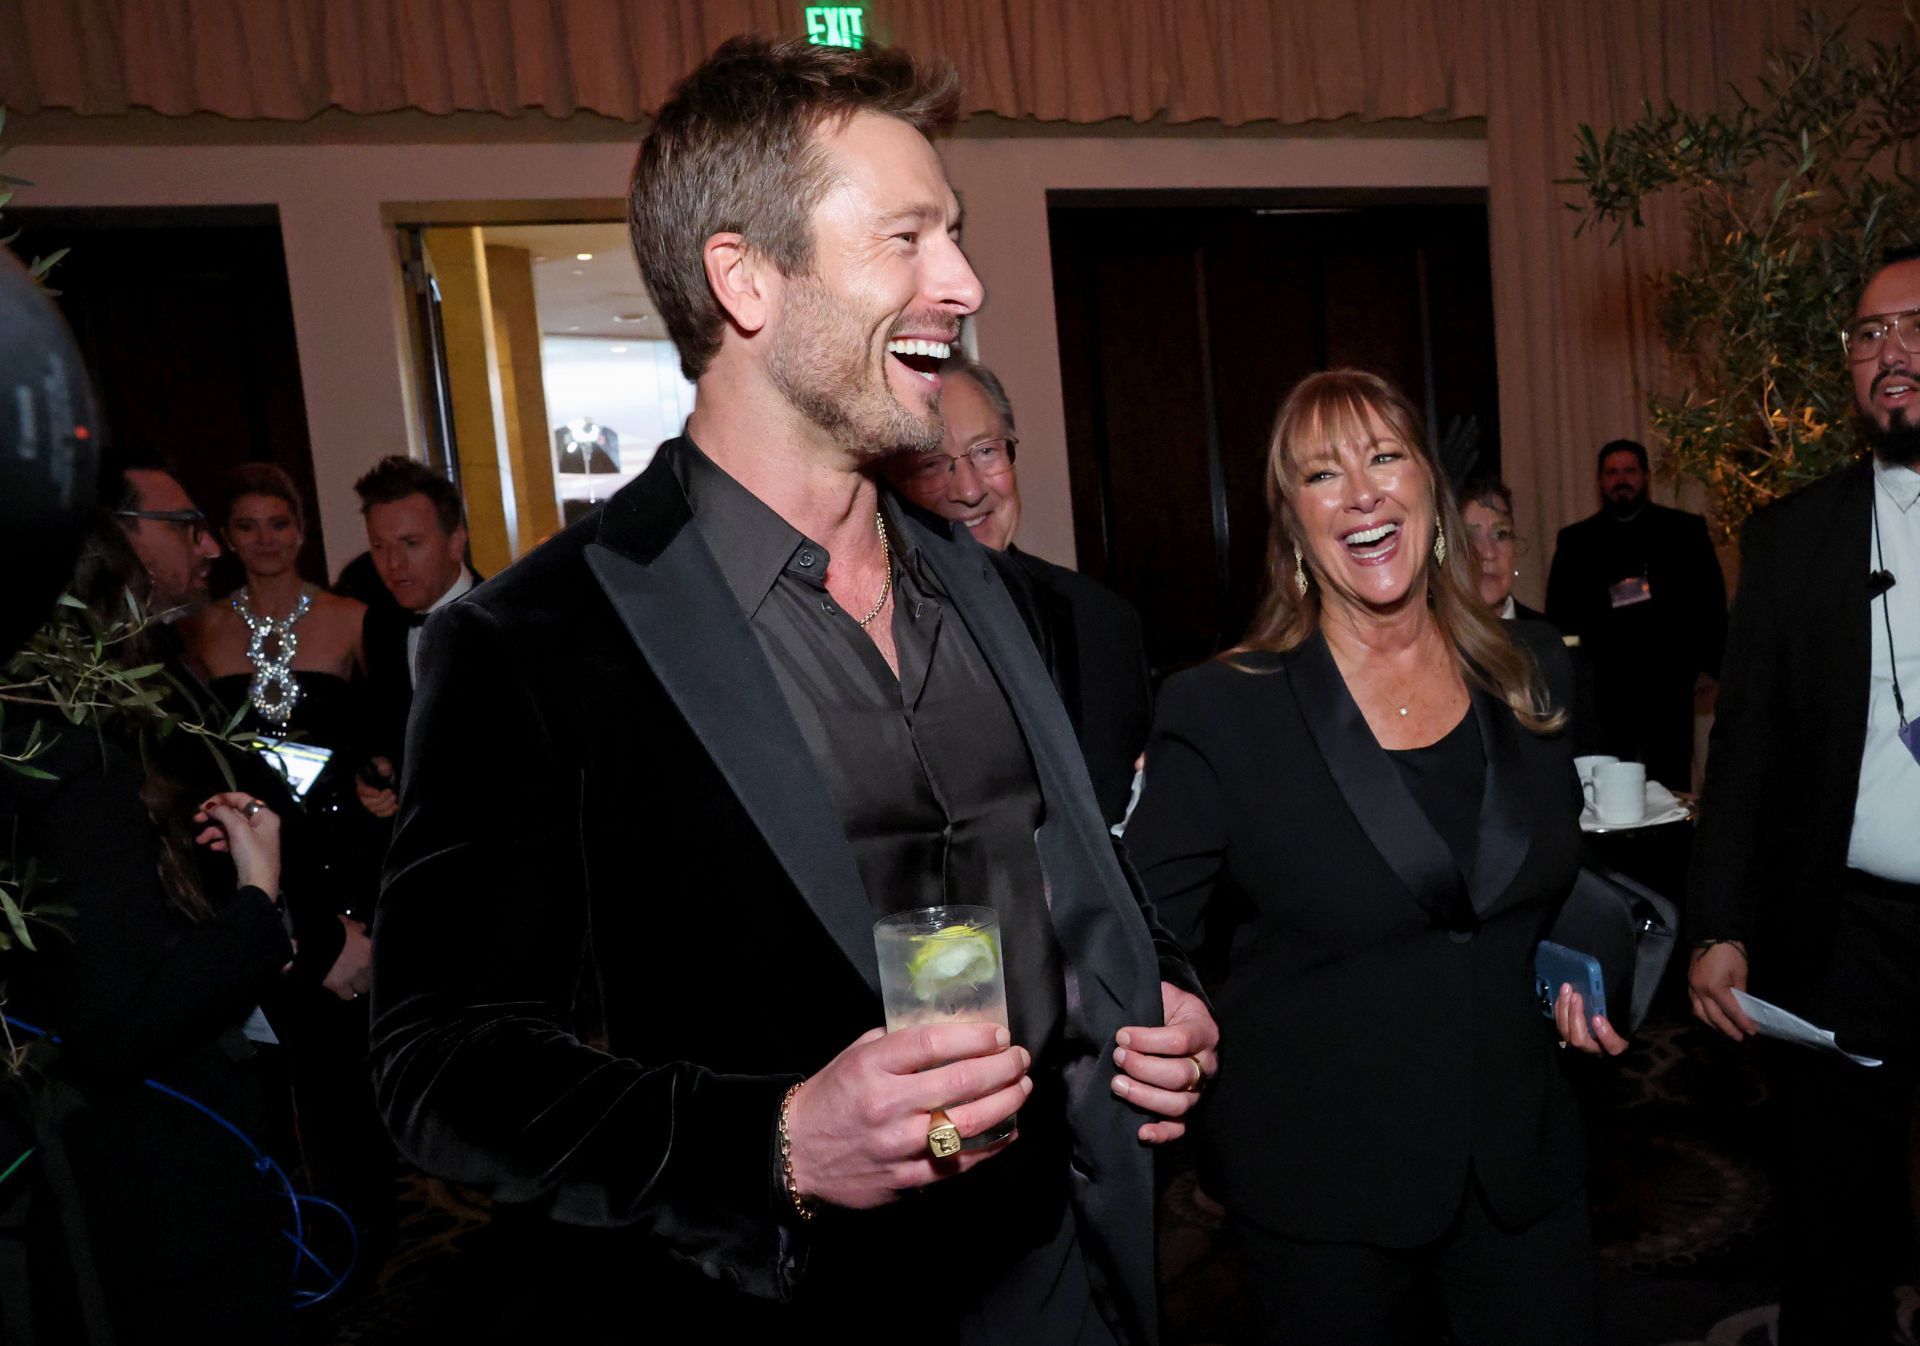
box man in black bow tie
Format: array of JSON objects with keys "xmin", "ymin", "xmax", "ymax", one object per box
[{"xmin": 351, "ymin": 456, "xmax": 473, "ymax": 817}]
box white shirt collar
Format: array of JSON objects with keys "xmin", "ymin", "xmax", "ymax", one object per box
[
  {"xmin": 1498, "ymin": 593, "xmax": 1517, "ymax": 620},
  {"xmin": 426, "ymin": 568, "xmax": 475, "ymax": 614},
  {"xmin": 1876, "ymin": 457, "xmax": 1920, "ymax": 514}
]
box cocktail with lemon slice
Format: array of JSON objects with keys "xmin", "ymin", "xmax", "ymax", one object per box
[{"xmin": 874, "ymin": 905, "xmax": 1013, "ymax": 1150}]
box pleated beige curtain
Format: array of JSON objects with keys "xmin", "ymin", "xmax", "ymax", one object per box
[{"xmin": 0, "ymin": 0, "xmax": 1900, "ymax": 588}]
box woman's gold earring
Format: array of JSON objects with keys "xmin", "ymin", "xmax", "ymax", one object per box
[
  {"xmin": 1293, "ymin": 540, "xmax": 1310, "ymax": 596},
  {"xmin": 1433, "ymin": 522, "xmax": 1448, "ymax": 566}
]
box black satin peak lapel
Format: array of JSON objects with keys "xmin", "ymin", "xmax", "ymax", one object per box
[
  {"xmin": 1285, "ymin": 633, "xmax": 1470, "ymax": 929},
  {"xmin": 585, "ymin": 465, "xmax": 882, "ymax": 999},
  {"xmin": 1466, "ymin": 690, "xmax": 1532, "ymax": 917}
]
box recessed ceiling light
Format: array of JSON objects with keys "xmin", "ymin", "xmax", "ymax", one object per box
[
  {"xmin": 612, "ymin": 313, "xmax": 651, "ymax": 324},
  {"xmin": 610, "ymin": 345, "xmax": 628, "ymax": 353},
  {"xmin": 533, "ymin": 254, "xmax": 546, "ymax": 262},
  {"xmin": 571, "ymin": 269, "xmax": 584, "ymax": 276},
  {"xmin": 567, "ymin": 325, "xmax": 581, "ymax": 332},
  {"xmin": 576, "ymin": 252, "xmax": 594, "ymax": 261}
]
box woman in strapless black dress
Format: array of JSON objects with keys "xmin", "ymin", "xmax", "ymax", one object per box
[
  {"xmin": 182, "ymin": 463, "xmax": 398, "ymax": 1286},
  {"xmin": 185, "ymin": 466, "xmax": 378, "ymax": 939}
]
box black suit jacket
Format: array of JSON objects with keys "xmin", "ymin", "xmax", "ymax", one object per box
[
  {"xmin": 1123, "ymin": 635, "xmax": 1585, "ymax": 1246},
  {"xmin": 1507, "ymin": 613, "xmax": 1599, "ymax": 755},
  {"xmin": 1547, "ymin": 502, "xmax": 1726, "ymax": 782},
  {"xmin": 1690, "ymin": 459, "xmax": 1876, "ymax": 999},
  {"xmin": 1546, "ymin": 502, "xmax": 1727, "ymax": 679},
  {"xmin": 999, "ymin": 545, "xmax": 1152, "ymax": 826},
  {"xmin": 369, "ymin": 446, "xmax": 1194, "ymax": 1340}
]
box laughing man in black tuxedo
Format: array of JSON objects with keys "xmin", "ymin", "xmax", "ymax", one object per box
[
  {"xmin": 1689, "ymin": 245, "xmax": 1920, "ymax": 1345},
  {"xmin": 368, "ymin": 38, "xmax": 1214, "ymax": 1344},
  {"xmin": 887, "ymin": 357, "xmax": 1153, "ymax": 827}
]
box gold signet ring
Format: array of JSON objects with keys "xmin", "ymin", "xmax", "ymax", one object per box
[{"xmin": 927, "ymin": 1108, "xmax": 963, "ymax": 1159}]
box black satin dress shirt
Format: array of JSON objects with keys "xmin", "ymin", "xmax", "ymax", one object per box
[{"xmin": 675, "ymin": 442, "xmax": 1066, "ymax": 1062}]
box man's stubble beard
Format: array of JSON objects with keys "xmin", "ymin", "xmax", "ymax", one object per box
[{"xmin": 767, "ymin": 274, "xmax": 943, "ymax": 463}]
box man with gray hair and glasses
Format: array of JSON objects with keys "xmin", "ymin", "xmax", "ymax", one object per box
[{"xmin": 889, "ymin": 356, "xmax": 1153, "ymax": 827}]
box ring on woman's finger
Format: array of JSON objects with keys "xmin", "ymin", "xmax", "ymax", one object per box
[
  {"xmin": 927, "ymin": 1108, "xmax": 962, "ymax": 1159},
  {"xmin": 241, "ymin": 798, "xmax": 264, "ymax": 819}
]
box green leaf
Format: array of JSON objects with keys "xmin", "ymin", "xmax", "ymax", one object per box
[{"xmin": 0, "ymin": 891, "xmax": 36, "ymax": 953}]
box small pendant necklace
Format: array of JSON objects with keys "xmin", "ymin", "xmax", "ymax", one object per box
[{"xmin": 233, "ymin": 585, "xmax": 313, "ymax": 728}]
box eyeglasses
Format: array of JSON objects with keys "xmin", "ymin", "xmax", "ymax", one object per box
[
  {"xmin": 115, "ymin": 507, "xmax": 212, "ymax": 545},
  {"xmin": 1461, "ymin": 522, "xmax": 1528, "ymax": 550},
  {"xmin": 905, "ymin": 437, "xmax": 1018, "ymax": 485},
  {"xmin": 1841, "ymin": 307, "xmax": 1920, "ymax": 363}
]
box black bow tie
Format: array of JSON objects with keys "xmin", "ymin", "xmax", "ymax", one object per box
[{"xmin": 403, "ymin": 609, "xmax": 431, "ymax": 629}]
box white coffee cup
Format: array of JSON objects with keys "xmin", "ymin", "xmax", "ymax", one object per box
[
  {"xmin": 1574, "ymin": 755, "xmax": 1619, "ymax": 809},
  {"xmin": 1594, "ymin": 761, "xmax": 1647, "ymax": 825}
]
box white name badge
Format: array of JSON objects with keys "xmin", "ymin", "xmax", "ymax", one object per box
[{"xmin": 1608, "ymin": 576, "xmax": 1653, "ymax": 609}]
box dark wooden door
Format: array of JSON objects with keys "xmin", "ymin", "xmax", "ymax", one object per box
[
  {"xmin": 5, "ymin": 206, "xmax": 325, "ymax": 586},
  {"xmin": 1049, "ymin": 192, "xmax": 1499, "ymax": 675}
]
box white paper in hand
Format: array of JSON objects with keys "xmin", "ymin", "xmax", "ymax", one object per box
[{"xmin": 1730, "ymin": 989, "xmax": 1883, "ymax": 1068}]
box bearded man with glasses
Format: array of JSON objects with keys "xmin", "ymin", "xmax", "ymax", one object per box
[
  {"xmin": 888, "ymin": 357, "xmax": 1153, "ymax": 827},
  {"xmin": 1690, "ymin": 242, "xmax": 1920, "ymax": 1344},
  {"xmin": 112, "ymin": 467, "xmax": 221, "ymax": 616}
]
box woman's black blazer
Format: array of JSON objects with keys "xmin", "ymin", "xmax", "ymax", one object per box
[{"xmin": 1123, "ymin": 632, "xmax": 1585, "ymax": 1247}]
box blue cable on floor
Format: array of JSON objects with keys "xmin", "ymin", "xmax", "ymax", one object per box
[{"xmin": 2, "ymin": 1012, "xmax": 358, "ymax": 1308}]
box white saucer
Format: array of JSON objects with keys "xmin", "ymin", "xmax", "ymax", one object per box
[{"xmin": 1580, "ymin": 780, "xmax": 1690, "ymax": 833}]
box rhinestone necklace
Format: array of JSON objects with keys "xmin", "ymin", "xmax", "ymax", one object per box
[
  {"xmin": 855, "ymin": 511, "xmax": 892, "ymax": 629},
  {"xmin": 232, "ymin": 586, "xmax": 313, "ymax": 728}
]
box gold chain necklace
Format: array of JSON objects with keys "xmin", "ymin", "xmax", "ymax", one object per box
[{"xmin": 855, "ymin": 510, "xmax": 891, "ymax": 629}]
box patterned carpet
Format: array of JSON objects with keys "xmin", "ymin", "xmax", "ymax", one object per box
[{"xmin": 303, "ymin": 1012, "xmax": 1916, "ymax": 1346}]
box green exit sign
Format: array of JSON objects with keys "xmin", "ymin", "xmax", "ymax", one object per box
[{"xmin": 805, "ymin": 5, "xmax": 866, "ymax": 48}]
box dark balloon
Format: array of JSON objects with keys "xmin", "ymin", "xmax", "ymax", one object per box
[{"xmin": 0, "ymin": 248, "xmax": 101, "ymax": 660}]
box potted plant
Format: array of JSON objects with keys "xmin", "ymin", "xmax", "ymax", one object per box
[{"xmin": 1567, "ymin": 9, "xmax": 1920, "ymax": 541}]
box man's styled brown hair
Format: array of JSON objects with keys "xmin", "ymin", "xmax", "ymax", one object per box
[
  {"xmin": 629, "ymin": 36, "xmax": 962, "ymax": 382},
  {"xmin": 353, "ymin": 455, "xmax": 465, "ymax": 535}
]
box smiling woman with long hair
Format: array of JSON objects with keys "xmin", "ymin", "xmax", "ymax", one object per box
[{"xmin": 1123, "ymin": 369, "xmax": 1619, "ymax": 1344}]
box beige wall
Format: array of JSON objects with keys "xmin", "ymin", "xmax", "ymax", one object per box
[{"xmin": 10, "ymin": 133, "xmax": 1485, "ymax": 575}]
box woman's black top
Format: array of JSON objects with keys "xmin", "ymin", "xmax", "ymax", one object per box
[{"xmin": 1388, "ymin": 710, "xmax": 1486, "ymax": 887}]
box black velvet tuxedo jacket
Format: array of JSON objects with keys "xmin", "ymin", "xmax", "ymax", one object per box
[
  {"xmin": 1690, "ymin": 459, "xmax": 1878, "ymax": 999},
  {"xmin": 368, "ymin": 446, "xmax": 1193, "ymax": 1340},
  {"xmin": 1123, "ymin": 636, "xmax": 1586, "ymax": 1246},
  {"xmin": 999, "ymin": 545, "xmax": 1153, "ymax": 827}
]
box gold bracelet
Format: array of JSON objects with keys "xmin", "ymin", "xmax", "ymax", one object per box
[{"xmin": 778, "ymin": 1080, "xmax": 816, "ymax": 1222}]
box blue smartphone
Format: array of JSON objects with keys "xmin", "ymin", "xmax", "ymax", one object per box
[{"xmin": 1534, "ymin": 940, "xmax": 1607, "ymax": 1024}]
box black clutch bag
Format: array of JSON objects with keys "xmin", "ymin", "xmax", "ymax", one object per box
[{"xmin": 1545, "ymin": 864, "xmax": 1678, "ymax": 1035}]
